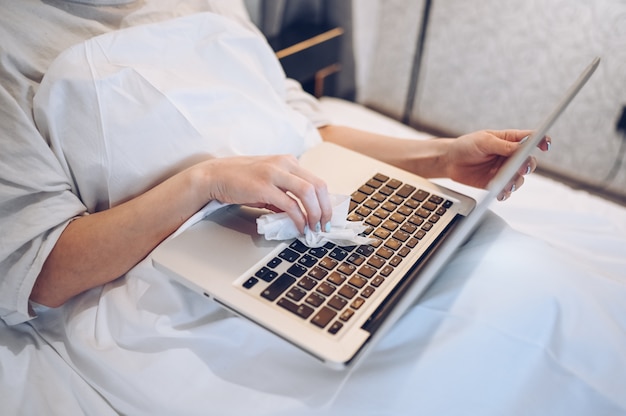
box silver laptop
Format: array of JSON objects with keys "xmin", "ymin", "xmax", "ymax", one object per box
[{"xmin": 152, "ymin": 57, "xmax": 599, "ymax": 370}]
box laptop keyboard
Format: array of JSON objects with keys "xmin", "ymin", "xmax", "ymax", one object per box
[{"xmin": 241, "ymin": 173, "xmax": 453, "ymax": 336}]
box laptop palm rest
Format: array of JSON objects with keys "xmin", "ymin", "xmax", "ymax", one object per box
[{"xmin": 162, "ymin": 205, "xmax": 279, "ymax": 282}]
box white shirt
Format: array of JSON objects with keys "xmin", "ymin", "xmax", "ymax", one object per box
[{"xmin": 0, "ymin": 0, "xmax": 328, "ymax": 325}]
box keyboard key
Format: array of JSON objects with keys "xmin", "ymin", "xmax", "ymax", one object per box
[
  {"xmin": 305, "ymin": 292, "xmax": 326, "ymax": 308},
  {"xmin": 309, "ymin": 247, "xmax": 328, "ymax": 258},
  {"xmin": 289, "ymin": 240, "xmax": 309, "ymax": 253},
  {"xmin": 338, "ymin": 284, "xmax": 358, "ymax": 299},
  {"xmin": 392, "ymin": 230, "xmax": 410, "ymax": 242},
  {"xmin": 297, "ymin": 276, "xmax": 317, "ymax": 291},
  {"xmin": 376, "ymin": 247, "xmax": 394, "ymax": 259},
  {"xmin": 329, "ymin": 247, "xmax": 349, "ymax": 261},
  {"xmin": 428, "ymin": 195, "xmax": 444, "ymax": 205},
  {"xmin": 371, "ymin": 192, "xmax": 386, "ymax": 203},
  {"xmin": 286, "ymin": 287, "xmax": 306, "ymax": 302},
  {"xmin": 262, "ymin": 274, "xmax": 296, "ymax": 301},
  {"xmin": 358, "ymin": 184, "xmax": 375, "ymax": 195},
  {"xmin": 380, "ymin": 265, "xmax": 394, "ymax": 277},
  {"xmin": 327, "ymin": 271, "xmax": 346, "ymax": 286},
  {"xmin": 308, "ymin": 265, "xmax": 328, "ymax": 280},
  {"xmin": 319, "ymin": 257, "xmax": 339, "ymax": 272},
  {"xmin": 255, "ymin": 267, "xmax": 278, "ymax": 282},
  {"xmin": 311, "ymin": 306, "xmax": 337, "ymax": 329},
  {"xmin": 373, "ymin": 228, "xmax": 391, "ymax": 240},
  {"xmin": 267, "ymin": 257, "xmax": 282, "ymax": 268},
  {"xmin": 373, "ymin": 173, "xmax": 390, "ymax": 182},
  {"xmin": 339, "ymin": 309, "xmax": 355, "ymax": 321},
  {"xmin": 366, "ymin": 178, "xmax": 384, "ymax": 189},
  {"xmin": 328, "ymin": 321, "xmax": 343, "ymax": 335},
  {"xmin": 347, "ymin": 253, "xmax": 365, "ymax": 266},
  {"xmin": 397, "ymin": 206, "xmax": 414, "ymax": 216},
  {"xmin": 411, "ymin": 189, "xmax": 429, "ymax": 202},
  {"xmin": 371, "ymin": 276, "xmax": 385, "ymax": 287},
  {"xmin": 379, "ymin": 185, "xmax": 394, "ymax": 196},
  {"xmin": 389, "ymin": 195, "xmax": 404, "ymax": 205},
  {"xmin": 367, "ymin": 256, "xmax": 385, "ymax": 269},
  {"xmin": 351, "ymin": 191, "xmax": 368, "ymax": 204},
  {"xmin": 287, "ymin": 263, "xmax": 307, "ymax": 278},
  {"xmin": 356, "ymin": 245, "xmax": 375, "ymax": 257},
  {"xmin": 417, "ymin": 208, "xmax": 430, "ymax": 218},
  {"xmin": 384, "ymin": 238, "xmax": 402, "ymax": 251},
  {"xmin": 338, "ymin": 262, "xmax": 356, "ymax": 276},
  {"xmin": 316, "ymin": 281, "xmax": 336, "ymax": 296},
  {"xmin": 387, "ymin": 178, "xmax": 402, "ymax": 189},
  {"xmin": 396, "ymin": 184, "xmax": 416, "ymax": 198},
  {"xmin": 366, "ymin": 216, "xmax": 382, "ymax": 227},
  {"xmin": 363, "ymin": 199, "xmax": 379, "ymax": 210},
  {"xmin": 279, "ymin": 248, "xmax": 300, "ymax": 263},
  {"xmin": 328, "ymin": 295, "xmax": 348, "ymax": 310},
  {"xmin": 278, "ymin": 297, "xmax": 314, "ymax": 319},
  {"xmin": 298, "ymin": 254, "xmax": 318, "ymax": 268},
  {"xmin": 390, "ymin": 255, "xmax": 403, "ymax": 267},
  {"xmin": 348, "ymin": 276, "xmax": 367, "ymax": 289},
  {"xmin": 351, "ymin": 297, "xmax": 365, "ymax": 310},
  {"xmin": 242, "ymin": 277, "xmax": 258, "ymax": 289},
  {"xmin": 357, "ymin": 265, "xmax": 377, "ymax": 279},
  {"xmin": 362, "ymin": 286, "xmax": 375, "ymax": 298}
]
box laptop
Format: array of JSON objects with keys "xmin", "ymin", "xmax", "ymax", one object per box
[{"xmin": 151, "ymin": 57, "xmax": 599, "ymax": 370}]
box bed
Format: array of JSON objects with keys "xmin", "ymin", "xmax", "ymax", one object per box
[
  {"xmin": 1, "ymin": 93, "xmax": 625, "ymax": 415},
  {"xmin": 2, "ymin": 2, "xmax": 626, "ymax": 416}
]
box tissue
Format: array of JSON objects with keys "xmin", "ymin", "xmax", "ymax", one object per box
[{"xmin": 256, "ymin": 194, "xmax": 374, "ymax": 248}]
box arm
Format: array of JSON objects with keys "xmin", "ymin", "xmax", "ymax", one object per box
[
  {"xmin": 318, "ymin": 124, "xmax": 550, "ymax": 200},
  {"xmin": 31, "ymin": 155, "xmax": 333, "ymax": 308}
]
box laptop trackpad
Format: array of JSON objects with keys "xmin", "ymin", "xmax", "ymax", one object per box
[{"xmin": 188, "ymin": 205, "xmax": 280, "ymax": 279}]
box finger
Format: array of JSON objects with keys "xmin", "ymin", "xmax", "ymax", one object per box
[
  {"xmin": 539, "ymin": 135, "xmax": 552, "ymax": 152},
  {"xmin": 518, "ymin": 156, "xmax": 537, "ymax": 176},
  {"xmin": 486, "ymin": 129, "xmax": 534, "ymax": 143},
  {"xmin": 271, "ymin": 157, "xmax": 331, "ymax": 232},
  {"xmin": 290, "ymin": 166, "xmax": 332, "ymax": 232},
  {"xmin": 518, "ymin": 134, "xmax": 552, "ymax": 152},
  {"xmin": 498, "ymin": 174, "xmax": 525, "ymax": 201},
  {"xmin": 262, "ymin": 186, "xmax": 308, "ymax": 231}
]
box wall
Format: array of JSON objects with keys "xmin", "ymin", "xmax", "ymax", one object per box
[{"xmin": 356, "ymin": 0, "xmax": 626, "ymax": 202}]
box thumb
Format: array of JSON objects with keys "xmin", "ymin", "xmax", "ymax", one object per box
[{"xmin": 481, "ymin": 133, "xmax": 520, "ymax": 158}]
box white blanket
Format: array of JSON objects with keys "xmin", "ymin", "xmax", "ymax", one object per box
[{"xmin": 2, "ymin": 13, "xmax": 626, "ymax": 416}]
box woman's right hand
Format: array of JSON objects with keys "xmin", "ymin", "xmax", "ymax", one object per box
[{"xmin": 194, "ymin": 154, "xmax": 333, "ymax": 234}]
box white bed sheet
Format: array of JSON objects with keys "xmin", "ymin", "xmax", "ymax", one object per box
[{"xmin": 1, "ymin": 97, "xmax": 626, "ymax": 416}]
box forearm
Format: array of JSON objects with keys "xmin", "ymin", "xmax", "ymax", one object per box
[
  {"xmin": 317, "ymin": 125, "xmax": 453, "ymax": 178},
  {"xmin": 30, "ymin": 167, "xmax": 208, "ymax": 308}
]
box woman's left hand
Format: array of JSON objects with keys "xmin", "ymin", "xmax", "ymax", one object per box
[{"xmin": 443, "ymin": 129, "xmax": 551, "ymax": 200}]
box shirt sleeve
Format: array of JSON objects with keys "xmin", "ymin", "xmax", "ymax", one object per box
[{"xmin": 0, "ymin": 86, "xmax": 86, "ymax": 325}]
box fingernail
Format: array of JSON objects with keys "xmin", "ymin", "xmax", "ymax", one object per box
[
  {"xmin": 510, "ymin": 184, "xmax": 516, "ymax": 193},
  {"xmin": 325, "ymin": 222, "xmax": 332, "ymax": 232},
  {"xmin": 546, "ymin": 141, "xmax": 551, "ymax": 151},
  {"xmin": 526, "ymin": 165, "xmax": 531, "ymax": 175},
  {"xmin": 315, "ymin": 222, "xmax": 321, "ymax": 232}
]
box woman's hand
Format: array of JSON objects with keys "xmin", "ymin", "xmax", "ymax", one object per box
[
  {"xmin": 196, "ymin": 154, "xmax": 332, "ymax": 233},
  {"xmin": 442, "ymin": 129, "xmax": 551, "ymax": 200}
]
